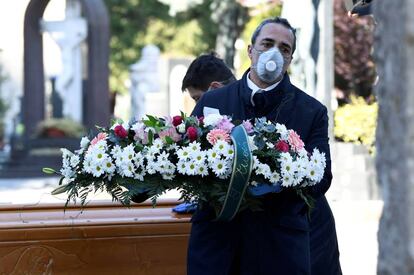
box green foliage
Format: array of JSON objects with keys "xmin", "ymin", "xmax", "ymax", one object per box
[
  {"xmin": 334, "ymin": 96, "xmax": 377, "ymax": 150},
  {"xmin": 104, "ymin": 0, "xmax": 217, "ymax": 94},
  {"xmin": 334, "ymin": 0, "xmax": 376, "ymax": 102}
]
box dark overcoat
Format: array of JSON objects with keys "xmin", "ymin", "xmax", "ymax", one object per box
[{"xmin": 188, "ymin": 70, "xmax": 342, "ymax": 275}]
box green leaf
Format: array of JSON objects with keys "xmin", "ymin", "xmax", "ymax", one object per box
[
  {"xmin": 42, "ymin": 167, "xmax": 57, "ymax": 174},
  {"xmin": 164, "ymin": 136, "xmax": 174, "ymax": 145},
  {"xmin": 51, "ymin": 183, "xmax": 71, "ymax": 195}
]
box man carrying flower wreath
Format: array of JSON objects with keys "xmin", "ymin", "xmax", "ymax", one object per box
[{"xmin": 189, "ymin": 17, "xmax": 342, "ymax": 275}]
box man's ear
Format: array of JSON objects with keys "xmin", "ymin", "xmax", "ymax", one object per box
[
  {"xmin": 247, "ymin": 44, "xmax": 253, "ymax": 59},
  {"xmin": 208, "ymin": 81, "xmax": 224, "ymax": 90}
]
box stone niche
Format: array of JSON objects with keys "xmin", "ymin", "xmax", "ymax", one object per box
[{"xmin": 0, "ymin": 200, "xmax": 190, "ymax": 274}]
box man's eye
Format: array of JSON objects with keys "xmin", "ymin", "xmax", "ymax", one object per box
[{"xmin": 262, "ymin": 42, "xmax": 273, "ymax": 48}]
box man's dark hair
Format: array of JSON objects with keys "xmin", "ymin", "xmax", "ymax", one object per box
[
  {"xmin": 181, "ymin": 52, "xmax": 236, "ymax": 92},
  {"xmin": 251, "ymin": 17, "xmax": 297, "ymax": 55}
]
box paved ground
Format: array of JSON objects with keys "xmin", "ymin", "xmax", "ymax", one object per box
[{"xmin": 0, "ymin": 177, "xmax": 382, "ymax": 275}]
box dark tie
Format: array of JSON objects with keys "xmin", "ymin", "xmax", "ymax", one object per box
[{"xmin": 253, "ymin": 90, "xmax": 266, "ymax": 115}]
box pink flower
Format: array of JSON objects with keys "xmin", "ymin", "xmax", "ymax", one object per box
[
  {"xmin": 159, "ymin": 127, "xmax": 182, "ymax": 142},
  {"xmin": 90, "ymin": 132, "xmax": 107, "ymax": 146},
  {"xmin": 216, "ymin": 117, "xmax": 235, "ymax": 133},
  {"xmin": 206, "ymin": 129, "xmax": 231, "ymax": 145},
  {"xmin": 288, "ymin": 130, "xmax": 304, "ymax": 152},
  {"xmin": 187, "ymin": 126, "xmax": 198, "ymax": 141},
  {"xmin": 172, "ymin": 116, "xmax": 183, "ymax": 127},
  {"xmin": 114, "ymin": 125, "xmax": 128, "ymax": 139},
  {"xmin": 242, "ymin": 120, "xmax": 254, "ymax": 134},
  {"xmin": 275, "ymin": 140, "xmax": 289, "ymax": 152}
]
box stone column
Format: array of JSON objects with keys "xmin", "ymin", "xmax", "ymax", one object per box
[
  {"xmin": 316, "ymin": 0, "xmax": 334, "ymax": 138},
  {"xmin": 374, "ymin": 0, "xmax": 414, "ymax": 274}
]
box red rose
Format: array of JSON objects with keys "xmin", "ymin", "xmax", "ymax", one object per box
[
  {"xmin": 172, "ymin": 115, "xmax": 183, "ymax": 127},
  {"xmin": 275, "ymin": 140, "xmax": 289, "ymax": 152},
  {"xmin": 186, "ymin": 126, "xmax": 198, "ymax": 141},
  {"xmin": 114, "ymin": 125, "xmax": 128, "ymax": 139}
]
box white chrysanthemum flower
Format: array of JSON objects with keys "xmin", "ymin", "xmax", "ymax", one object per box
[
  {"xmin": 279, "ymin": 152, "xmax": 292, "ymax": 163},
  {"xmin": 153, "ymin": 138, "xmax": 164, "ymax": 150},
  {"xmin": 211, "ymin": 159, "xmax": 228, "ymax": 176},
  {"xmin": 94, "ymin": 140, "xmax": 108, "ymax": 151},
  {"xmin": 70, "ymin": 155, "xmax": 80, "ymax": 168},
  {"xmin": 177, "ymin": 123, "xmax": 186, "ymax": 134},
  {"xmin": 91, "ymin": 163, "xmax": 104, "ymax": 177},
  {"xmin": 250, "ymin": 181, "xmax": 259, "ymax": 187},
  {"xmin": 176, "ymin": 147, "xmax": 191, "ymax": 160},
  {"xmin": 120, "ymin": 162, "xmax": 135, "ymax": 178},
  {"xmin": 61, "ymin": 148, "xmax": 73, "ymax": 159},
  {"xmin": 80, "ymin": 136, "xmax": 90, "ymax": 149},
  {"xmin": 122, "ymin": 144, "xmax": 136, "ymax": 162},
  {"xmin": 203, "ymin": 114, "xmax": 224, "ymax": 127},
  {"xmin": 222, "ymin": 145, "xmax": 234, "ymax": 159},
  {"xmin": 276, "ymin": 123, "xmax": 289, "ymax": 140},
  {"xmin": 134, "ymin": 170, "xmax": 145, "ymax": 181},
  {"xmin": 83, "ymin": 157, "xmax": 93, "ymax": 174},
  {"xmin": 252, "ymin": 156, "xmax": 261, "ymax": 170},
  {"xmin": 269, "ymin": 171, "xmax": 281, "ymax": 185},
  {"xmin": 310, "ymin": 148, "xmax": 326, "ymax": 168},
  {"xmin": 197, "ymin": 165, "xmax": 209, "ymax": 177},
  {"xmin": 306, "ymin": 165, "xmax": 319, "ymax": 183},
  {"xmin": 89, "ymin": 148, "xmax": 108, "ymax": 164},
  {"xmin": 191, "ymin": 151, "xmax": 205, "ymax": 164},
  {"xmin": 188, "ymin": 141, "xmax": 201, "ymax": 153},
  {"xmin": 157, "ymin": 151, "xmax": 170, "ymax": 163},
  {"xmin": 207, "ymin": 149, "xmax": 220, "ymax": 161},
  {"xmin": 134, "ymin": 152, "xmax": 145, "ymax": 167},
  {"xmin": 185, "ymin": 162, "xmax": 198, "ymax": 176},
  {"xmin": 111, "ymin": 145, "xmax": 122, "ymax": 157},
  {"xmin": 60, "ymin": 167, "xmax": 75, "ymax": 179},
  {"xmin": 281, "ymin": 173, "xmax": 295, "ymax": 187},
  {"xmin": 281, "ymin": 158, "xmax": 297, "ymax": 176},
  {"xmin": 176, "ymin": 161, "xmax": 187, "ymax": 175},
  {"xmin": 213, "ymin": 140, "xmax": 228, "ymax": 155},
  {"xmin": 167, "ymin": 143, "xmax": 179, "ymax": 151},
  {"xmin": 266, "ymin": 142, "xmax": 275, "ymax": 149},
  {"xmin": 247, "ymin": 136, "xmax": 258, "ymax": 151},
  {"xmin": 298, "ymin": 148, "xmax": 308, "ymax": 158},
  {"xmin": 102, "ymin": 158, "xmax": 116, "ymax": 174}
]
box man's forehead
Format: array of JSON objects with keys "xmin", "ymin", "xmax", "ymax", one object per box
[{"xmin": 256, "ymin": 23, "xmax": 294, "ymax": 46}]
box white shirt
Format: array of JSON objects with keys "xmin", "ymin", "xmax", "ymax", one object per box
[{"xmin": 247, "ymin": 72, "xmax": 281, "ymax": 106}]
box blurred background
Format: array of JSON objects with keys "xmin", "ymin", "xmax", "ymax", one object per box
[{"xmin": 0, "ymin": 0, "xmax": 379, "ymax": 274}]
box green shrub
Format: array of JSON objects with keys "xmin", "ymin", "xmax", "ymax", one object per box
[{"xmin": 334, "ymin": 96, "xmax": 377, "ymax": 150}]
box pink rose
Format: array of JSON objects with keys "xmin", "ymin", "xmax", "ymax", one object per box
[
  {"xmin": 275, "ymin": 140, "xmax": 290, "ymax": 152},
  {"xmin": 114, "ymin": 125, "xmax": 128, "ymax": 139},
  {"xmin": 186, "ymin": 126, "xmax": 198, "ymax": 141},
  {"xmin": 288, "ymin": 130, "xmax": 304, "ymax": 152},
  {"xmin": 172, "ymin": 116, "xmax": 183, "ymax": 127}
]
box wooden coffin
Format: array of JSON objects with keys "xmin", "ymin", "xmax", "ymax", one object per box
[{"xmin": 0, "ymin": 200, "xmax": 191, "ymax": 274}]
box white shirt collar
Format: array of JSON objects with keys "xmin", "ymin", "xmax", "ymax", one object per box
[{"xmin": 247, "ymin": 72, "xmax": 281, "ymax": 106}]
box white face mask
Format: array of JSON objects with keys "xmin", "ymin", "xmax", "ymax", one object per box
[{"xmin": 252, "ymin": 47, "xmax": 284, "ymax": 84}]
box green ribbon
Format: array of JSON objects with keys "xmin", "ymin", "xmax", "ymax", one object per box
[{"xmin": 215, "ymin": 125, "xmax": 253, "ymax": 222}]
